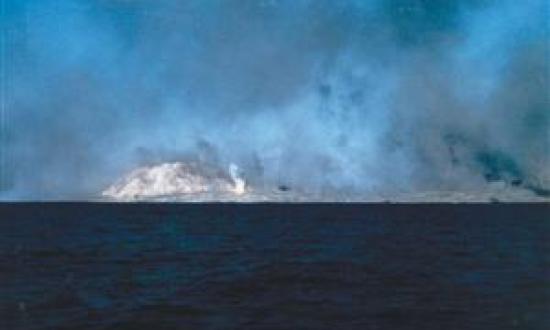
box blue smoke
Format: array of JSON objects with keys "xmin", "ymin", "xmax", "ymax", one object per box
[{"xmin": 0, "ymin": 0, "xmax": 548, "ymax": 199}]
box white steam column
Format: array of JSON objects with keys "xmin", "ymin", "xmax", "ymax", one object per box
[{"xmin": 229, "ymin": 163, "xmax": 246, "ymax": 195}]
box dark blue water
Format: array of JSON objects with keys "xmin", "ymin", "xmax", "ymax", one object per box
[{"xmin": 0, "ymin": 203, "xmax": 548, "ymax": 329}]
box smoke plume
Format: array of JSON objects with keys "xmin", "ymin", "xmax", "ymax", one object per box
[{"xmin": 0, "ymin": 0, "xmax": 548, "ymax": 199}]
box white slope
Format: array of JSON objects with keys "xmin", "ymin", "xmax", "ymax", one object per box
[{"xmin": 102, "ymin": 162, "xmax": 247, "ymax": 201}]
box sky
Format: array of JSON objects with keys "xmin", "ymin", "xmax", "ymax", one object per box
[{"xmin": 0, "ymin": 0, "xmax": 548, "ymax": 199}]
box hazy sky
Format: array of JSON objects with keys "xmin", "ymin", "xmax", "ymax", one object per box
[{"xmin": 0, "ymin": 0, "xmax": 548, "ymax": 199}]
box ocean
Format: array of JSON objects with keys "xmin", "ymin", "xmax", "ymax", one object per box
[{"xmin": 0, "ymin": 203, "xmax": 548, "ymax": 329}]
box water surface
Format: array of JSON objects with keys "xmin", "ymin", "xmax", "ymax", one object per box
[{"xmin": 0, "ymin": 203, "xmax": 548, "ymax": 329}]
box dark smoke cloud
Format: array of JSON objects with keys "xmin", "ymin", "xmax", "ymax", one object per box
[{"xmin": 0, "ymin": 0, "xmax": 548, "ymax": 199}]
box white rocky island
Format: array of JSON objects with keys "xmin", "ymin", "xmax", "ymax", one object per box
[
  {"xmin": 102, "ymin": 162, "xmax": 248, "ymax": 201},
  {"xmin": 101, "ymin": 161, "xmax": 549, "ymax": 203}
]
